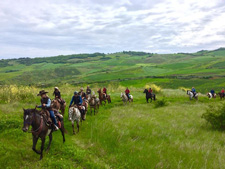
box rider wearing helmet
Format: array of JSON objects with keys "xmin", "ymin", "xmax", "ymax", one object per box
[{"xmin": 69, "ymin": 91, "xmax": 85, "ymax": 120}]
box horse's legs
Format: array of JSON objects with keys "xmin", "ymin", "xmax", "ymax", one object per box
[
  {"xmin": 77, "ymin": 121, "xmax": 79, "ymax": 133},
  {"xmin": 40, "ymin": 137, "xmax": 45, "ymax": 160},
  {"xmin": 60, "ymin": 126, "xmax": 65, "ymax": 143},
  {"xmin": 32, "ymin": 136, "xmax": 41, "ymax": 154},
  {"xmin": 72, "ymin": 122, "xmax": 75, "ymax": 134},
  {"xmin": 46, "ymin": 132, "xmax": 52, "ymax": 151}
]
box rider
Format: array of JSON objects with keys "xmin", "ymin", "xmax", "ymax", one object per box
[
  {"xmin": 80, "ymin": 87, "xmax": 86, "ymax": 100},
  {"xmin": 148, "ymin": 88, "xmax": 153, "ymax": 94},
  {"xmin": 125, "ymin": 87, "xmax": 130, "ymax": 99},
  {"xmin": 37, "ymin": 90, "xmax": 58, "ymax": 130},
  {"xmin": 210, "ymin": 89, "xmax": 215, "ymax": 97},
  {"xmin": 69, "ymin": 91, "xmax": 85, "ymax": 120},
  {"xmin": 191, "ymin": 87, "xmax": 196, "ymax": 97},
  {"xmin": 86, "ymin": 86, "xmax": 92, "ymax": 96},
  {"xmin": 103, "ymin": 86, "xmax": 107, "ymax": 99},
  {"xmin": 221, "ymin": 88, "xmax": 225, "ymax": 96},
  {"xmin": 53, "ymin": 87, "xmax": 62, "ymax": 102}
]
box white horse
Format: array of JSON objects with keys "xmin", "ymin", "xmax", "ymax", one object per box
[
  {"xmin": 207, "ymin": 92, "xmax": 216, "ymax": 99},
  {"xmin": 68, "ymin": 106, "xmax": 82, "ymax": 134},
  {"xmin": 187, "ymin": 90, "xmax": 198, "ymax": 100},
  {"xmin": 120, "ymin": 92, "xmax": 133, "ymax": 104}
]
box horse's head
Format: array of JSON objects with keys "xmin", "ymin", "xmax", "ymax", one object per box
[
  {"xmin": 97, "ymin": 89, "xmax": 101, "ymax": 93},
  {"xmin": 22, "ymin": 108, "xmax": 35, "ymax": 132},
  {"xmin": 143, "ymin": 89, "xmax": 148, "ymax": 93},
  {"xmin": 187, "ymin": 90, "xmax": 189, "ymax": 95},
  {"xmin": 120, "ymin": 92, "xmax": 123, "ymax": 98}
]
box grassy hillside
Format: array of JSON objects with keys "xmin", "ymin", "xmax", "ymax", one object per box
[
  {"xmin": 1, "ymin": 85, "xmax": 225, "ymax": 168},
  {"xmin": 1, "ymin": 48, "xmax": 225, "ymax": 168},
  {"xmin": 1, "ymin": 48, "xmax": 225, "ymax": 93}
]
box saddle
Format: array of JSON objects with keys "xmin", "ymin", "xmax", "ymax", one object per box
[
  {"xmin": 40, "ymin": 110, "xmax": 52, "ymax": 125},
  {"xmin": 40, "ymin": 110, "xmax": 62, "ymax": 128}
]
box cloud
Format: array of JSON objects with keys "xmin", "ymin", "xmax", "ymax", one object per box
[{"xmin": 0, "ymin": 0, "xmax": 225, "ymax": 59}]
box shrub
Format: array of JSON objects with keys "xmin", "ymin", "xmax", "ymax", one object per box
[
  {"xmin": 145, "ymin": 84, "xmax": 161, "ymax": 93},
  {"xmin": 154, "ymin": 98, "xmax": 167, "ymax": 108},
  {"xmin": 202, "ymin": 105, "xmax": 225, "ymax": 129},
  {"xmin": 0, "ymin": 85, "xmax": 38, "ymax": 103}
]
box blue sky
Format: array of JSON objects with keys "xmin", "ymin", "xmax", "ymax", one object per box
[{"xmin": 0, "ymin": 0, "xmax": 225, "ymax": 59}]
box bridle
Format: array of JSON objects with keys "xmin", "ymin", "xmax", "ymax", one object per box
[{"xmin": 24, "ymin": 111, "xmax": 43, "ymax": 135}]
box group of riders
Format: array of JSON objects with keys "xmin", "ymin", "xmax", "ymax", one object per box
[
  {"xmin": 36, "ymin": 85, "xmax": 225, "ymax": 131},
  {"xmin": 36, "ymin": 86, "xmax": 114, "ymax": 131},
  {"xmin": 190, "ymin": 86, "xmax": 225, "ymax": 98}
]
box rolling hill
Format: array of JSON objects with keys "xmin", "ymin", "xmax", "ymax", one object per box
[{"xmin": 1, "ymin": 48, "xmax": 225, "ymax": 92}]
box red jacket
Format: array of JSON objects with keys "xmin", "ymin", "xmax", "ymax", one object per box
[
  {"xmin": 103, "ymin": 88, "xmax": 107, "ymax": 93},
  {"xmin": 222, "ymin": 90, "xmax": 225, "ymax": 93},
  {"xmin": 148, "ymin": 89, "xmax": 152, "ymax": 93},
  {"xmin": 125, "ymin": 89, "xmax": 130, "ymax": 94}
]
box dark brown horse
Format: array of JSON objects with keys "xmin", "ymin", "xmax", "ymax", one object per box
[
  {"xmin": 22, "ymin": 108, "xmax": 65, "ymax": 160},
  {"xmin": 143, "ymin": 89, "xmax": 156, "ymax": 103},
  {"xmin": 218, "ymin": 92, "xmax": 225, "ymax": 100},
  {"xmin": 51, "ymin": 99, "xmax": 66, "ymax": 116},
  {"xmin": 97, "ymin": 89, "xmax": 111, "ymax": 105}
]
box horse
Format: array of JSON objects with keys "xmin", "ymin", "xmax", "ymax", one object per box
[
  {"xmin": 81, "ymin": 98, "xmax": 88, "ymax": 120},
  {"xmin": 207, "ymin": 93, "xmax": 216, "ymax": 99},
  {"xmin": 187, "ymin": 90, "xmax": 198, "ymax": 100},
  {"xmin": 22, "ymin": 108, "xmax": 65, "ymax": 160},
  {"xmin": 51, "ymin": 98, "xmax": 66, "ymax": 116},
  {"xmin": 143, "ymin": 89, "xmax": 156, "ymax": 103},
  {"xmin": 218, "ymin": 92, "xmax": 225, "ymax": 100},
  {"xmin": 68, "ymin": 106, "xmax": 82, "ymax": 134},
  {"xmin": 121, "ymin": 92, "xmax": 133, "ymax": 105},
  {"xmin": 97, "ymin": 89, "xmax": 111, "ymax": 105},
  {"xmin": 89, "ymin": 96, "xmax": 99, "ymax": 115}
]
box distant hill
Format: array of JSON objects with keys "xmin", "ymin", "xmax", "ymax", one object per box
[{"xmin": 1, "ymin": 48, "xmax": 225, "ymax": 91}]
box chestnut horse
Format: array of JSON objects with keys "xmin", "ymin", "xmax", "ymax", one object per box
[
  {"xmin": 51, "ymin": 99, "xmax": 66, "ymax": 116},
  {"xmin": 22, "ymin": 108, "xmax": 65, "ymax": 160},
  {"xmin": 97, "ymin": 89, "xmax": 111, "ymax": 105}
]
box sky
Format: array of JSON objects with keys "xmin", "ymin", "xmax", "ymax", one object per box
[{"xmin": 0, "ymin": 0, "xmax": 225, "ymax": 59}]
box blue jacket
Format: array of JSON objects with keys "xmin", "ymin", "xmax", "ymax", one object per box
[
  {"xmin": 210, "ymin": 90, "xmax": 215, "ymax": 94},
  {"xmin": 191, "ymin": 88, "xmax": 196, "ymax": 92},
  {"xmin": 70, "ymin": 95, "xmax": 82, "ymax": 106}
]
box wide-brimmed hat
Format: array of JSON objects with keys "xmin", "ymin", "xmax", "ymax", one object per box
[
  {"xmin": 37, "ymin": 90, "xmax": 48, "ymax": 96},
  {"xmin": 74, "ymin": 91, "xmax": 78, "ymax": 95},
  {"xmin": 54, "ymin": 87, "xmax": 59, "ymax": 90},
  {"xmin": 80, "ymin": 87, "xmax": 84, "ymax": 91}
]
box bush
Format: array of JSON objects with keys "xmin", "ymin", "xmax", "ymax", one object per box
[
  {"xmin": 0, "ymin": 85, "xmax": 38, "ymax": 103},
  {"xmin": 202, "ymin": 105, "xmax": 225, "ymax": 129},
  {"xmin": 154, "ymin": 98, "xmax": 167, "ymax": 108},
  {"xmin": 145, "ymin": 84, "xmax": 161, "ymax": 93}
]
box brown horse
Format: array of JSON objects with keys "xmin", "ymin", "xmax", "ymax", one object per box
[
  {"xmin": 51, "ymin": 99, "xmax": 66, "ymax": 116},
  {"xmin": 22, "ymin": 108, "xmax": 65, "ymax": 160},
  {"xmin": 218, "ymin": 92, "xmax": 225, "ymax": 100},
  {"xmin": 97, "ymin": 89, "xmax": 111, "ymax": 105}
]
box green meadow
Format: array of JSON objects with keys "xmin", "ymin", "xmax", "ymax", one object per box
[{"xmin": 1, "ymin": 49, "xmax": 225, "ymax": 168}]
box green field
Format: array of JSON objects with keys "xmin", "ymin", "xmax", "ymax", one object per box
[
  {"xmin": 1, "ymin": 49, "xmax": 225, "ymax": 168},
  {"xmin": 1, "ymin": 49, "xmax": 225, "ymax": 93}
]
